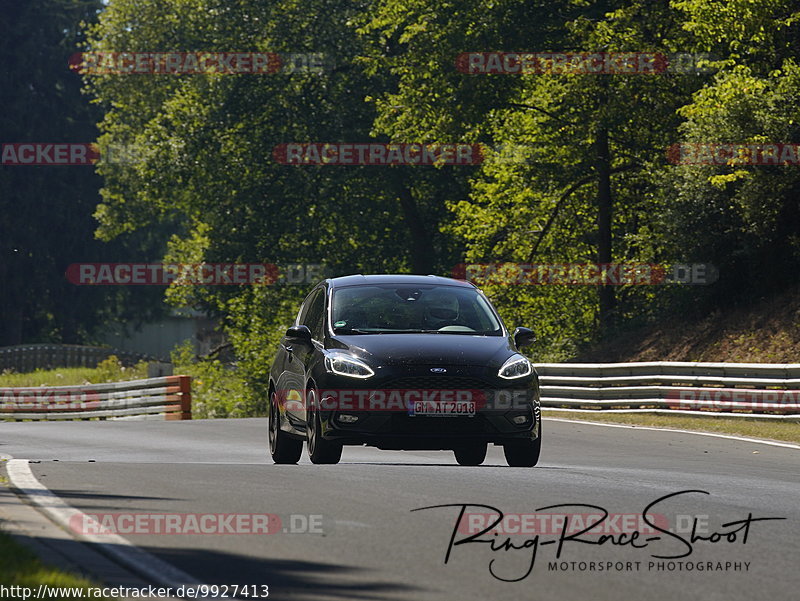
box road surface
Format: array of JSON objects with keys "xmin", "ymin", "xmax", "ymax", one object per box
[{"xmin": 1, "ymin": 418, "xmax": 797, "ymax": 601}]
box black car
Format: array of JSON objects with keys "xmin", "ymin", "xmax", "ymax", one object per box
[{"xmin": 268, "ymin": 274, "xmax": 541, "ymax": 466}]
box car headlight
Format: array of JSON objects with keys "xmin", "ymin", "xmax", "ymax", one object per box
[
  {"xmin": 498, "ymin": 354, "xmax": 532, "ymax": 379},
  {"xmin": 324, "ymin": 352, "xmax": 375, "ymax": 379}
]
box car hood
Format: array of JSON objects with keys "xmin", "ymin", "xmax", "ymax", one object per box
[{"xmin": 331, "ymin": 333, "xmax": 516, "ymax": 368}]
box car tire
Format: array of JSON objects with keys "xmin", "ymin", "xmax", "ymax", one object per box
[
  {"xmin": 453, "ymin": 443, "xmax": 487, "ymax": 466},
  {"xmin": 269, "ymin": 390, "xmax": 302, "ymax": 464},
  {"xmin": 307, "ymin": 389, "xmax": 343, "ymax": 465},
  {"xmin": 503, "ymin": 435, "xmax": 541, "ymax": 467}
]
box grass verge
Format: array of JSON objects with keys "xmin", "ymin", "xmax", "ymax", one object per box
[
  {"xmin": 543, "ymin": 410, "xmax": 800, "ymax": 444},
  {"xmin": 0, "ymin": 357, "xmax": 148, "ymax": 388},
  {"xmin": 0, "ymin": 531, "xmax": 109, "ymax": 598}
]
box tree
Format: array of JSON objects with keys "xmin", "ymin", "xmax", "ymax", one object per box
[
  {"xmin": 0, "ymin": 0, "xmax": 165, "ymax": 346},
  {"xmin": 364, "ymin": 0, "xmax": 705, "ymax": 352},
  {"xmin": 658, "ymin": 0, "xmax": 800, "ymax": 305}
]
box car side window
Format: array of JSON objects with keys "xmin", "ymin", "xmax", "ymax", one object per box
[
  {"xmin": 301, "ymin": 288, "xmax": 326, "ymax": 340},
  {"xmin": 296, "ymin": 290, "xmax": 316, "ymax": 326}
]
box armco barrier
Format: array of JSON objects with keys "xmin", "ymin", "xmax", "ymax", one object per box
[
  {"xmin": 0, "ymin": 343, "xmax": 157, "ymax": 371},
  {"xmin": 534, "ymin": 362, "xmax": 800, "ymax": 419},
  {"xmin": 0, "ymin": 375, "xmax": 191, "ymax": 421}
]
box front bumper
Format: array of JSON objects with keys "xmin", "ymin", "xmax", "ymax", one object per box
[
  {"xmin": 323, "ymin": 409, "xmax": 540, "ymax": 450},
  {"xmin": 314, "ymin": 366, "xmax": 541, "ymax": 450}
]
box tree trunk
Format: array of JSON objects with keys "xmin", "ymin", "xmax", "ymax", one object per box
[
  {"xmin": 397, "ymin": 185, "xmax": 435, "ymax": 274},
  {"xmin": 596, "ymin": 127, "xmax": 615, "ymax": 330}
]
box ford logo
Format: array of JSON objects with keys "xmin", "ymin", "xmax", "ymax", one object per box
[{"xmin": 430, "ymin": 368, "xmax": 447, "ymax": 373}]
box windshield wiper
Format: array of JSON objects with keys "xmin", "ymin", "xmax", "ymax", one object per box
[
  {"xmin": 335, "ymin": 328, "xmax": 478, "ymax": 334},
  {"xmin": 372, "ymin": 329, "xmax": 443, "ymax": 334},
  {"xmin": 332, "ymin": 327, "xmax": 377, "ymax": 334}
]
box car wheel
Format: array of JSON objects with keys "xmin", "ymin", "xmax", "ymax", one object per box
[
  {"xmin": 269, "ymin": 390, "xmax": 302, "ymax": 464},
  {"xmin": 453, "ymin": 443, "xmax": 487, "ymax": 466},
  {"xmin": 307, "ymin": 389, "xmax": 342, "ymax": 465},
  {"xmin": 503, "ymin": 435, "xmax": 541, "ymax": 467}
]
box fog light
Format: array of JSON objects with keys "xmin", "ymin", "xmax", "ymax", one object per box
[
  {"xmin": 511, "ymin": 414, "xmax": 529, "ymax": 425},
  {"xmin": 338, "ymin": 414, "xmax": 360, "ymax": 423}
]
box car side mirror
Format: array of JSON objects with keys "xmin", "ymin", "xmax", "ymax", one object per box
[
  {"xmin": 513, "ymin": 327, "xmax": 536, "ymax": 348},
  {"xmin": 286, "ymin": 325, "xmax": 313, "ymax": 343}
]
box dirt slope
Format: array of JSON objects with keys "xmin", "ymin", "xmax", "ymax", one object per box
[{"xmin": 576, "ymin": 286, "xmax": 800, "ymax": 363}]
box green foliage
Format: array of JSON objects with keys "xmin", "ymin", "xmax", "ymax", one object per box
[
  {"xmin": 67, "ymin": 0, "xmax": 800, "ymax": 371},
  {"xmin": 366, "ymin": 0, "xmax": 707, "ymax": 346},
  {"xmin": 0, "ymin": 359, "xmax": 148, "ymax": 387},
  {"xmin": 661, "ymin": 37, "xmax": 800, "ymax": 302},
  {"xmin": 171, "ymin": 341, "xmax": 258, "ymax": 418},
  {"xmin": 93, "ymin": 355, "xmax": 149, "ymax": 382},
  {"xmin": 674, "ymin": 0, "xmax": 800, "ymax": 63},
  {"xmin": 81, "ymin": 0, "xmax": 469, "ymax": 391}
]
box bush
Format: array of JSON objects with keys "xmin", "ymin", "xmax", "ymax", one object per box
[
  {"xmin": 94, "ymin": 355, "xmax": 149, "ymax": 383},
  {"xmin": 171, "ymin": 341, "xmax": 260, "ymax": 419}
]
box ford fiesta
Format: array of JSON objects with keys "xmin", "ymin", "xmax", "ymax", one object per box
[{"xmin": 268, "ymin": 274, "xmax": 541, "ymax": 466}]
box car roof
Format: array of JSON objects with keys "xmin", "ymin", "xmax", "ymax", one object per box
[{"xmin": 327, "ymin": 274, "xmax": 475, "ymax": 289}]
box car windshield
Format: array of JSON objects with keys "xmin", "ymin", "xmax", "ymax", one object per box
[{"xmin": 331, "ymin": 284, "xmax": 503, "ymax": 335}]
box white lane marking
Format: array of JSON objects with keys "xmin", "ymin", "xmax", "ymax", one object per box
[
  {"xmin": 6, "ymin": 458, "xmax": 212, "ymax": 593},
  {"xmin": 545, "ymin": 417, "xmax": 800, "ymax": 450}
]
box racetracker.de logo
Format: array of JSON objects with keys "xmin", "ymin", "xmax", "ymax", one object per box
[
  {"xmin": 66, "ymin": 263, "xmax": 279, "ymax": 285},
  {"xmin": 667, "ymin": 388, "xmax": 800, "ymax": 412},
  {"xmin": 452, "ymin": 263, "xmax": 717, "ymax": 285},
  {"xmin": 65, "ymin": 263, "xmax": 328, "ymax": 286},
  {"xmin": 1, "ymin": 143, "xmax": 100, "ymax": 165},
  {"xmin": 68, "ymin": 52, "xmax": 327, "ymax": 74},
  {"xmin": 69, "ymin": 513, "xmax": 282, "ymax": 535},
  {"xmin": 667, "ymin": 143, "xmax": 800, "ymax": 165},
  {"xmin": 0, "ymin": 389, "xmax": 100, "ymax": 412},
  {"xmin": 455, "ymin": 52, "xmax": 716, "ymax": 74},
  {"xmin": 273, "ymin": 143, "xmax": 484, "ymax": 166},
  {"xmin": 1, "ymin": 142, "xmax": 156, "ymax": 166},
  {"xmin": 276, "ymin": 388, "xmax": 535, "ymax": 413},
  {"xmin": 458, "ymin": 512, "xmax": 670, "ymax": 535}
]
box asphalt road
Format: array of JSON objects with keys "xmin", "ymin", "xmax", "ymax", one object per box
[{"xmin": 1, "ymin": 418, "xmax": 798, "ymax": 601}]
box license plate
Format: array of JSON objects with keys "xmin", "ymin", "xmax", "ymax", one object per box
[{"xmin": 409, "ymin": 400, "xmax": 476, "ymax": 417}]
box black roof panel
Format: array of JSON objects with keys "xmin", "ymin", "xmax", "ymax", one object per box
[{"xmin": 327, "ymin": 274, "xmax": 474, "ymax": 288}]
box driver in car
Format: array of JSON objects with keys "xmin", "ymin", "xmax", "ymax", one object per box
[{"xmin": 423, "ymin": 290, "xmax": 460, "ymax": 330}]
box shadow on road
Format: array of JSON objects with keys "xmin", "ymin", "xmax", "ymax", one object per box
[
  {"xmin": 35, "ymin": 488, "xmax": 183, "ymax": 512},
  {"xmin": 141, "ymin": 545, "xmax": 424, "ymax": 600},
  {"xmin": 6, "ymin": 530, "xmax": 425, "ymax": 600}
]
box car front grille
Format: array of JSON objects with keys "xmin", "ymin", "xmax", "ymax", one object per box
[{"xmin": 381, "ymin": 375, "xmax": 491, "ymax": 392}]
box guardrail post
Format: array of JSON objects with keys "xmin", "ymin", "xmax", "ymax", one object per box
[{"xmin": 178, "ymin": 375, "xmax": 192, "ymax": 420}]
